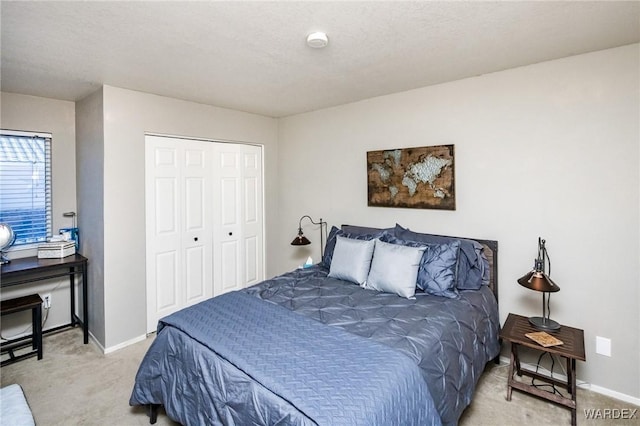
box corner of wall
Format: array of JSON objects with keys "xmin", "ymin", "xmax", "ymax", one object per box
[{"xmin": 75, "ymin": 87, "xmax": 106, "ymax": 347}]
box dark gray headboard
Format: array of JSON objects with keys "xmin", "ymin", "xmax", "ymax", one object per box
[{"xmin": 472, "ymin": 237, "xmax": 499, "ymax": 303}]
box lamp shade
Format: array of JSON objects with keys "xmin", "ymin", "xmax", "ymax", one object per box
[
  {"xmin": 517, "ymin": 271, "xmax": 560, "ymax": 293},
  {"xmin": 291, "ymin": 234, "xmax": 311, "ymax": 246}
]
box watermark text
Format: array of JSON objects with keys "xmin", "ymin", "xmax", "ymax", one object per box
[{"xmin": 584, "ymin": 408, "xmax": 638, "ymax": 420}]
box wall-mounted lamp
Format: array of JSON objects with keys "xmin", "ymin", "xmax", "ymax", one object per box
[
  {"xmin": 518, "ymin": 237, "xmax": 561, "ymax": 331},
  {"xmin": 291, "ymin": 215, "xmax": 327, "ymax": 257}
]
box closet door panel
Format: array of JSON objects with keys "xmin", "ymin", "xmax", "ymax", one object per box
[
  {"xmin": 185, "ymin": 246, "xmax": 206, "ymax": 302},
  {"xmin": 155, "ymin": 251, "xmax": 179, "ymax": 311},
  {"xmin": 244, "ymin": 235, "xmax": 258, "ymax": 284},
  {"xmin": 241, "ymin": 146, "xmax": 263, "ymax": 287},
  {"xmin": 146, "ymin": 137, "xmax": 185, "ymax": 331},
  {"xmin": 181, "ymin": 142, "xmax": 213, "ymax": 306},
  {"xmin": 213, "ymin": 147, "xmax": 243, "ymax": 295},
  {"xmin": 146, "ymin": 136, "xmax": 214, "ymax": 333},
  {"xmin": 220, "ymin": 240, "xmax": 240, "ymax": 291},
  {"xmin": 220, "ymin": 178, "xmax": 238, "ymax": 226}
]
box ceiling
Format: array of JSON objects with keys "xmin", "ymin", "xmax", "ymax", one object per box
[{"xmin": 1, "ymin": 1, "xmax": 639, "ymax": 118}]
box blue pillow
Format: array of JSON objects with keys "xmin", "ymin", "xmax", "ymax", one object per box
[
  {"xmin": 381, "ymin": 233, "xmax": 460, "ymax": 298},
  {"xmin": 365, "ymin": 239, "xmax": 425, "ymax": 299},
  {"xmin": 340, "ymin": 225, "xmax": 393, "ymax": 236},
  {"xmin": 394, "ymin": 224, "xmax": 488, "ymax": 290},
  {"xmin": 328, "ymin": 236, "xmax": 376, "ymax": 286},
  {"xmin": 419, "ymin": 240, "xmax": 460, "ymax": 298},
  {"xmin": 322, "ymin": 226, "xmax": 388, "ymax": 268}
]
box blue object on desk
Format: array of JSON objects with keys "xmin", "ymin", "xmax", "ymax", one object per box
[{"xmin": 59, "ymin": 227, "xmax": 79, "ymax": 251}]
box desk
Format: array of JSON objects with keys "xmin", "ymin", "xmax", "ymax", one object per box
[
  {"xmin": 1, "ymin": 254, "xmax": 89, "ymax": 344},
  {"xmin": 500, "ymin": 313, "xmax": 585, "ymax": 426}
]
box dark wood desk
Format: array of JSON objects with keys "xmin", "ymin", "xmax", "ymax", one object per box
[
  {"xmin": 500, "ymin": 313, "xmax": 585, "ymax": 426},
  {"xmin": 1, "ymin": 254, "xmax": 89, "ymax": 344}
]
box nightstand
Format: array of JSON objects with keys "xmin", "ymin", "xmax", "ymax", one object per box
[{"xmin": 500, "ymin": 313, "xmax": 586, "ymax": 426}]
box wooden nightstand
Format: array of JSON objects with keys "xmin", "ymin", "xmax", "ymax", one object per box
[{"xmin": 500, "ymin": 313, "xmax": 586, "ymax": 426}]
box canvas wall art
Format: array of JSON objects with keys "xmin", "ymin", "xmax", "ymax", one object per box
[{"xmin": 367, "ymin": 144, "xmax": 455, "ymax": 210}]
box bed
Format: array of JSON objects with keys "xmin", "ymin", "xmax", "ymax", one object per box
[{"xmin": 130, "ymin": 224, "xmax": 500, "ymax": 426}]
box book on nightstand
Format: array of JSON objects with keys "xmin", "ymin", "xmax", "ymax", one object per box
[{"xmin": 525, "ymin": 331, "xmax": 564, "ymax": 347}]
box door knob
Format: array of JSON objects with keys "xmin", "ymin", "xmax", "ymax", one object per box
[
  {"xmin": 228, "ymin": 232, "xmax": 233, "ymax": 236},
  {"xmin": 194, "ymin": 237, "xmax": 198, "ymax": 241}
]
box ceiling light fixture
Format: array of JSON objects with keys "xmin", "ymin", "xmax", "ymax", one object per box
[{"xmin": 306, "ymin": 32, "xmax": 329, "ymax": 49}]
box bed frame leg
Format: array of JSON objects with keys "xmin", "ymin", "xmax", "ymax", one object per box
[{"xmin": 147, "ymin": 404, "xmax": 159, "ymax": 424}]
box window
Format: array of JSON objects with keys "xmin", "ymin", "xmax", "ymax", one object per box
[{"xmin": 0, "ymin": 130, "xmax": 52, "ymax": 247}]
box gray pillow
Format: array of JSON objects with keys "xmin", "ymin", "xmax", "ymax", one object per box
[
  {"xmin": 328, "ymin": 236, "xmax": 376, "ymax": 285},
  {"xmin": 381, "ymin": 233, "xmax": 460, "ymax": 298},
  {"xmin": 365, "ymin": 239, "xmax": 425, "ymax": 299}
]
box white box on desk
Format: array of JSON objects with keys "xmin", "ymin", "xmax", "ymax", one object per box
[{"xmin": 37, "ymin": 241, "xmax": 76, "ymax": 258}]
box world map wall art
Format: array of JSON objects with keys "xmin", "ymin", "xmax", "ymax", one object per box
[{"xmin": 367, "ymin": 144, "xmax": 455, "ymax": 210}]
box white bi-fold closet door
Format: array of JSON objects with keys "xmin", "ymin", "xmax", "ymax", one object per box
[{"xmin": 145, "ymin": 135, "xmax": 264, "ymax": 333}]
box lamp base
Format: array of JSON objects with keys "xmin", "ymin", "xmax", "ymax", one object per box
[{"xmin": 528, "ymin": 316, "xmax": 560, "ymax": 331}]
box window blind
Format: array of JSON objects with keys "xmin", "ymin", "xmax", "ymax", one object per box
[{"xmin": 0, "ymin": 131, "xmax": 52, "ymax": 246}]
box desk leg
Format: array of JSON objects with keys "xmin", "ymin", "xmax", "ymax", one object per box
[
  {"xmin": 34, "ymin": 304, "xmax": 43, "ymax": 360},
  {"xmin": 69, "ymin": 266, "xmax": 76, "ymax": 327},
  {"xmin": 82, "ymin": 261, "xmax": 89, "ymax": 344}
]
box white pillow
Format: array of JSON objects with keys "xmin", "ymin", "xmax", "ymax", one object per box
[
  {"xmin": 328, "ymin": 236, "xmax": 376, "ymax": 285},
  {"xmin": 365, "ymin": 239, "xmax": 426, "ymax": 298}
]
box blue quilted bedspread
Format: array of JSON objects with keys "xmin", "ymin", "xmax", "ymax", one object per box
[
  {"xmin": 244, "ymin": 266, "xmax": 501, "ymax": 425},
  {"xmin": 130, "ymin": 265, "xmax": 500, "ymax": 425},
  {"xmin": 131, "ymin": 291, "xmax": 441, "ymax": 426}
]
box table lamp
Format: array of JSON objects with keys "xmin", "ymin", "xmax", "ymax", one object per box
[{"xmin": 517, "ymin": 237, "xmax": 561, "ymax": 331}]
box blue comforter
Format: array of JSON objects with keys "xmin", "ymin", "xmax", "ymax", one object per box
[
  {"xmin": 130, "ymin": 266, "xmax": 500, "ymax": 425},
  {"xmin": 131, "ymin": 291, "xmax": 441, "ymax": 425},
  {"xmin": 245, "ymin": 266, "xmax": 500, "ymax": 424}
]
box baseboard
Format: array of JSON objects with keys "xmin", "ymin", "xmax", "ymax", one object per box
[
  {"xmin": 581, "ymin": 383, "xmax": 640, "ymax": 407},
  {"xmin": 498, "ymin": 356, "xmax": 640, "ymax": 406},
  {"xmin": 99, "ymin": 333, "xmax": 147, "ymax": 354}
]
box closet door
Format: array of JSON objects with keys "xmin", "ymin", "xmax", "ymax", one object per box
[
  {"xmin": 146, "ymin": 136, "xmax": 264, "ymax": 332},
  {"xmin": 145, "ymin": 135, "xmax": 213, "ymax": 333},
  {"xmin": 212, "ymin": 143, "xmax": 264, "ymax": 295}
]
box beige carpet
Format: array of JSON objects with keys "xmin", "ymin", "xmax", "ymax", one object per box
[{"xmin": 1, "ymin": 328, "xmax": 637, "ymax": 425}]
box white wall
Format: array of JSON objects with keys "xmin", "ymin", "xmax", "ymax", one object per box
[
  {"xmin": 277, "ymin": 45, "xmax": 639, "ymax": 399},
  {"xmin": 85, "ymin": 86, "xmax": 279, "ymax": 350},
  {"xmin": 0, "ymin": 92, "xmax": 78, "ymax": 338},
  {"xmin": 76, "ymin": 88, "xmax": 106, "ymax": 344}
]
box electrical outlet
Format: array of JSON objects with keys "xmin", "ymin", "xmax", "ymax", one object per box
[
  {"xmin": 596, "ymin": 336, "xmax": 611, "ymax": 357},
  {"xmin": 42, "ymin": 293, "xmax": 52, "ymax": 309}
]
